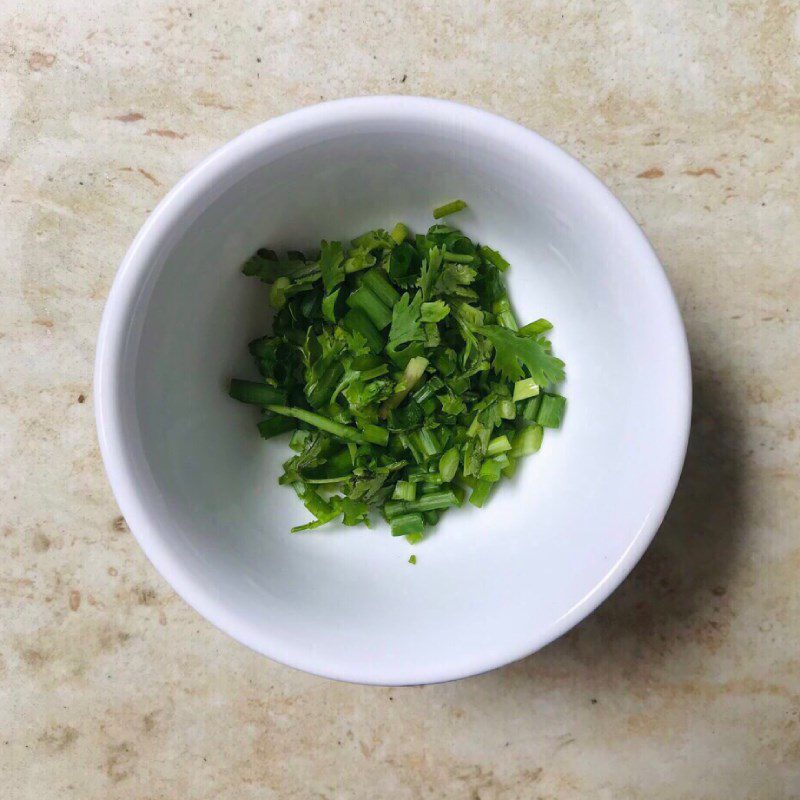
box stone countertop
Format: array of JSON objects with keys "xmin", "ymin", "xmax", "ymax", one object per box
[{"xmin": 2, "ymin": 2, "xmax": 798, "ymax": 797}]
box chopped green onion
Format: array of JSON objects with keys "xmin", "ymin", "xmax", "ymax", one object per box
[
  {"xmin": 391, "ymin": 222, "xmax": 410, "ymax": 244},
  {"xmin": 346, "ymin": 285, "xmax": 393, "ymax": 330},
  {"xmin": 513, "ymin": 378, "xmax": 540, "ymax": 402},
  {"xmin": 469, "ymin": 480, "xmax": 493, "ymax": 507},
  {"xmin": 390, "ymin": 513, "xmax": 425, "ymax": 537},
  {"xmin": 479, "ymin": 459, "xmax": 503, "ymax": 483},
  {"xmin": 510, "ymin": 424, "xmax": 544, "ymax": 457},
  {"xmin": 409, "ymin": 428, "xmax": 441, "ymax": 458},
  {"xmin": 522, "ymin": 394, "xmax": 543, "ymax": 423},
  {"xmin": 498, "ymin": 398, "xmax": 516, "ymax": 420},
  {"xmin": 363, "ymin": 267, "xmax": 401, "ymax": 308},
  {"xmin": 393, "ymin": 480, "xmax": 417, "ymax": 501},
  {"xmin": 438, "ymin": 447, "xmax": 460, "ymax": 482},
  {"xmin": 406, "ymin": 465, "xmax": 432, "ymax": 482},
  {"xmin": 229, "ymin": 379, "xmax": 285, "ymax": 406},
  {"xmin": 257, "ymin": 416, "xmax": 296, "ymax": 439},
  {"xmin": 537, "ymin": 394, "xmax": 567, "ymax": 428},
  {"xmin": 411, "ymin": 375, "xmax": 444, "ymax": 404},
  {"xmin": 486, "ymin": 435, "xmax": 512, "ymax": 457},
  {"xmin": 492, "ymin": 453, "xmax": 510, "ymax": 469},
  {"xmin": 384, "ymin": 489, "xmax": 460, "ymax": 519}
]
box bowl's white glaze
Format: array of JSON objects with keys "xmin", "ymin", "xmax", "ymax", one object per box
[{"xmin": 94, "ymin": 96, "xmax": 691, "ymax": 685}]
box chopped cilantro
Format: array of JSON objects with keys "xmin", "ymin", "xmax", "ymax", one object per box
[{"xmin": 229, "ymin": 203, "xmax": 566, "ymax": 540}]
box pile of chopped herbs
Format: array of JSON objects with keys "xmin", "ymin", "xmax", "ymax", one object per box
[{"xmin": 229, "ymin": 201, "xmax": 566, "ymax": 542}]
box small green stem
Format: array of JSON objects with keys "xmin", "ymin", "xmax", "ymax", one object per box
[
  {"xmin": 265, "ymin": 405, "xmax": 371, "ymax": 444},
  {"xmin": 442, "ymin": 251, "xmax": 475, "ymax": 263},
  {"xmin": 432, "ymin": 199, "xmax": 468, "ymax": 219}
]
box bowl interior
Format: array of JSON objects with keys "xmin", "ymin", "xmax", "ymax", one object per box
[{"xmin": 103, "ymin": 100, "xmax": 689, "ymax": 684}]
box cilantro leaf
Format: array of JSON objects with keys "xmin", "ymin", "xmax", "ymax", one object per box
[
  {"xmin": 319, "ymin": 240, "xmax": 345, "ymax": 293},
  {"xmin": 389, "ymin": 242, "xmax": 422, "ymax": 287},
  {"xmin": 351, "ymin": 229, "xmax": 393, "ymax": 252},
  {"xmin": 439, "ymin": 394, "xmax": 466, "ymax": 415},
  {"xmin": 436, "ymin": 262, "xmax": 477, "ymax": 296},
  {"xmin": 388, "ymin": 291, "xmax": 425, "ymax": 347},
  {"xmin": 421, "ymin": 300, "xmax": 450, "ymax": 323},
  {"xmin": 480, "ymin": 325, "xmax": 566, "ymax": 385},
  {"xmin": 417, "ymin": 246, "xmax": 443, "ymax": 300}
]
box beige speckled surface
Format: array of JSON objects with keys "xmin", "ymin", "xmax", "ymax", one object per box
[{"xmin": 2, "ymin": 1, "xmax": 799, "ymax": 797}]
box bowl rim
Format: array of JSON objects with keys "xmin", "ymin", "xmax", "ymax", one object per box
[{"xmin": 94, "ymin": 95, "xmax": 692, "ymax": 685}]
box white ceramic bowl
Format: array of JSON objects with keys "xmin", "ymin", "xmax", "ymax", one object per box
[{"xmin": 95, "ymin": 96, "xmax": 691, "ymax": 685}]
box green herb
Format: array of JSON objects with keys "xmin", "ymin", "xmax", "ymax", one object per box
[
  {"xmin": 319, "ymin": 240, "xmax": 345, "ymax": 293},
  {"xmin": 229, "ymin": 204, "xmax": 566, "ymax": 539},
  {"xmin": 479, "ymin": 325, "xmax": 565, "ymax": 385}
]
